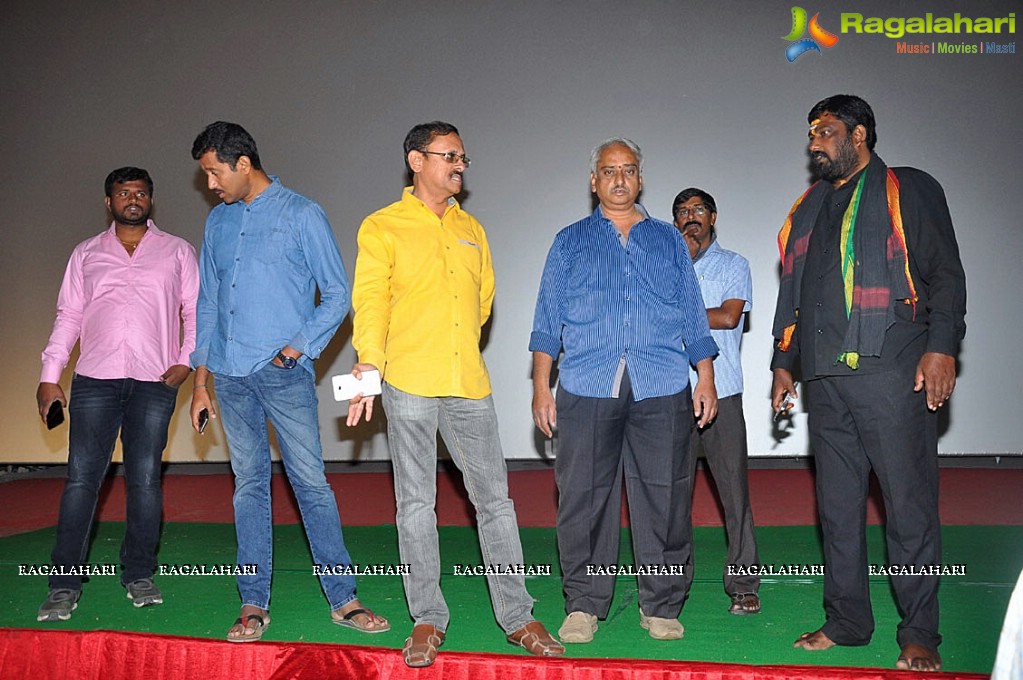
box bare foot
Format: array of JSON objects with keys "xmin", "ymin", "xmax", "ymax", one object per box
[
  {"xmin": 896, "ymin": 642, "xmax": 942, "ymax": 671},
  {"xmin": 227, "ymin": 604, "xmax": 270, "ymax": 641},
  {"xmin": 793, "ymin": 629, "xmax": 836, "ymax": 650},
  {"xmin": 331, "ymin": 599, "xmax": 390, "ymax": 632}
]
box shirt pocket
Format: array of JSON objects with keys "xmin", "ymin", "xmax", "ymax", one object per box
[
  {"xmin": 249, "ymin": 227, "xmax": 289, "ymax": 265},
  {"xmin": 453, "ymin": 239, "xmax": 483, "ymax": 286},
  {"xmin": 634, "ymin": 250, "xmax": 684, "ymax": 304}
]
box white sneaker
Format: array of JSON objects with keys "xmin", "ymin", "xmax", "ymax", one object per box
[
  {"xmin": 640, "ymin": 612, "xmax": 684, "ymax": 640},
  {"xmin": 558, "ymin": 611, "xmax": 598, "ymax": 643}
]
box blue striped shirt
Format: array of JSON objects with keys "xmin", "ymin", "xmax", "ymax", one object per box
[
  {"xmin": 688, "ymin": 239, "xmax": 752, "ymax": 399},
  {"xmin": 530, "ymin": 206, "xmax": 718, "ymax": 400}
]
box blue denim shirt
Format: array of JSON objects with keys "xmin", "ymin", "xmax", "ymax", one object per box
[
  {"xmin": 530, "ymin": 206, "xmax": 718, "ymax": 401},
  {"xmin": 191, "ymin": 177, "xmax": 350, "ymax": 377}
]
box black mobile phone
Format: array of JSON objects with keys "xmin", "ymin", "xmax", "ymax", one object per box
[
  {"xmin": 198, "ymin": 408, "xmax": 209, "ymax": 434},
  {"xmin": 46, "ymin": 400, "xmax": 65, "ymax": 430}
]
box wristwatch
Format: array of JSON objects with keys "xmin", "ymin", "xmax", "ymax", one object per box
[{"xmin": 275, "ymin": 351, "xmax": 298, "ymax": 369}]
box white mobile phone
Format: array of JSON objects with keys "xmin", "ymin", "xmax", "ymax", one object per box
[{"xmin": 331, "ymin": 370, "xmax": 382, "ymax": 402}]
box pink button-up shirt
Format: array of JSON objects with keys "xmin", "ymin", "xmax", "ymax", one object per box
[{"xmin": 40, "ymin": 221, "xmax": 200, "ymax": 383}]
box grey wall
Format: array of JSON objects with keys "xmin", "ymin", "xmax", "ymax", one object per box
[{"xmin": 3, "ymin": 0, "xmax": 1020, "ymax": 462}]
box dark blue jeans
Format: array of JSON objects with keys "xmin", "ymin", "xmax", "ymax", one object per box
[{"xmin": 49, "ymin": 375, "xmax": 178, "ymax": 590}]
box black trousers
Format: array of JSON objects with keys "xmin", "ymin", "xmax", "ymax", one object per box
[
  {"xmin": 554, "ymin": 371, "xmax": 694, "ymax": 619},
  {"xmin": 806, "ymin": 361, "xmax": 942, "ymax": 650}
]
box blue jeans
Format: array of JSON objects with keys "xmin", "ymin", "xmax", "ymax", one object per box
[
  {"xmin": 214, "ymin": 363, "xmax": 356, "ymax": 612},
  {"xmin": 50, "ymin": 375, "xmax": 178, "ymax": 590},
  {"xmin": 383, "ymin": 382, "xmax": 534, "ymax": 634}
]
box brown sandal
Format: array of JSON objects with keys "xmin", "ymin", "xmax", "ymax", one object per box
[
  {"xmin": 403, "ymin": 623, "xmax": 445, "ymax": 667},
  {"xmin": 729, "ymin": 592, "xmax": 761, "ymax": 615},
  {"xmin": 506, "ymin": 620, "xmax": 565, "ymax": 657}
]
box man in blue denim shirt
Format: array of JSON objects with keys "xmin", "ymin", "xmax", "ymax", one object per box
[{"xmin": 188, "ymin": 121, "xmax": 387, "ymax": 642}]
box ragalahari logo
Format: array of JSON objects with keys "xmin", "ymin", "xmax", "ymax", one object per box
[{"xmin": 784, "ymin": 7, "xmax": 840, "ymax": 61}]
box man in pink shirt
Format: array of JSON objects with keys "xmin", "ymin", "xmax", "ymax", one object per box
[{"xmin": 35, "ymin": 167, "xmax": 199, "ymax": 622}]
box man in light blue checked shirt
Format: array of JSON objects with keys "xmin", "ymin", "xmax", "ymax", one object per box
[
  {"xmin": 673, "ymin": 187, "xmax": 761, "ymax": 617},
  {"xmin": 530, "ymin": 138, "xmax": 718, "ymax": 644}
]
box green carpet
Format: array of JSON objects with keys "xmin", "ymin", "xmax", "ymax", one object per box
[{"xmin": 0, "ymin": 523, "xmax": 1018, "ymax": 673}]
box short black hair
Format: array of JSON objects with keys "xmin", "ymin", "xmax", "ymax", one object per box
[
  {"xmin": 191, "ymin": 121, "xmax": 263, "ymax": 169},
  {"xmin": 671, "ymin": 187, "xmax": 716, "ymax": 219},
  {"xmin": 105, "ymin": 167, "xmax": 153, "ymax": 198},
  {"xmin": 808, "ymin": 94, "xmax": 877, "ymax": 151},
  {"xmin": 403, "ymin": 121, "xmax": 460, "ymax": 172}
]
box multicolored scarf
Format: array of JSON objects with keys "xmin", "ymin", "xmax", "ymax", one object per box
[{"xmin": 772, "ymin": 153, "xmax": 917, "ymax": 368}]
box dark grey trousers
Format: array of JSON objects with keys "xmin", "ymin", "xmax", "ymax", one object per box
[
  {"xmin": 686, "ymin": 394, "xmax": 761, "ymax": 596},
  {"xmin": 554, "ymin": 371, "xmax": 694, "ymax": 619}
]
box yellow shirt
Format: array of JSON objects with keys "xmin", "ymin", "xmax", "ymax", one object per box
[{"xmin": 352, "ymin": 187, "xmax": 495, "ymax": 398}]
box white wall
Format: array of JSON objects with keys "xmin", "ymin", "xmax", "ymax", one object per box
[{"xmin": 2, "ymin": 0, "xmax": 1020, "ymax": 462}]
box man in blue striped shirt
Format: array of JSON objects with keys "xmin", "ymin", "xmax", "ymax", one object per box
[
  {"xmin": 530, "ymin": 138, "xmax": 718, "ymax": 644},
  {"xmin": 673, "ymin": 188, "xmax": 761, "ymax": 617}
]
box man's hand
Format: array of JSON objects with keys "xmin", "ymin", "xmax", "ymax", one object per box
[
  {"xmin": 36, "ymin": 382, "xmax": 66, "ymax": 422},
  {"xmin": 272, "ymin": 345, "xmax": 303, "ymax": 367},
  {"xmin": 683, "ymin": 229, "xmax": 700, "ymax": 260},
  {"xmin": 772, "ymin": 368, "xmax": 798, "ymax": 416},
  {"xmin": 532, "ymin": 386, "xmax": 557, "ymax": 438},
  {"xmin": 346, "ymin": 363, "xmax": 379, "ymax": 427},
  {"xmin": 190, "ymin": 367, "xmax": 216, "ymax": 433},
  {"xmin": 914, "ymin": 352, "xmax": 956, "ymax": 411},
  {"xmin": 161, "ymin": 364, "xmax": 192, "ymax": 388},
  {"xmin": 531, "ymin": 351, "xmax": 557, "ymax": 438},
  {"xmin": 692, "ymin": 358, "xmax": 718, "ymax": 428}
]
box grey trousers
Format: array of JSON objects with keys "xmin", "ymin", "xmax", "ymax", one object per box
[
  {"xmin": 554, "ymin": 371, "xmax": 694, "ymax": 619},
  {"xmin": 686, "ymin": 394, "xmax": 761, "ymax": 596},
  {"xmin": 382, "ymin": 382, "xmax": 534, "ymax": 634}
]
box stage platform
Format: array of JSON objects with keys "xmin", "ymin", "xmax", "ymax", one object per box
[{"xmin": 0, "ymin": 466, "xmax": 1019, "ymax": 679}]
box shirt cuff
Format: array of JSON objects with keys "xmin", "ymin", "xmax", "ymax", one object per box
[
  {"xmin": 528, "ymin": 332, "xmax": 562, "ymax": 358},
  {"xmin": 685, "ymin": 336, "xmax": 719, "ymax": 366},
  {"xmin": 40, "ymin": 363, "xmax": 64, "ymax": 384},
  {"xmin": 189, "ymin": 348, "xmax": 209, "ymax": 370},
  {"xmin": 924, "ymin": 321, "xmax": 961, "ymax": 357},
  {"xmin": 770, "ymin": 343, "xmax": 798, "ymax": 372},
  {"xmin": 359, "ymin": 350, "xmax": 386, "ymax": 373},
  {"xmin": 290, "ymin": 333, "xmax": 316, "ymax": 360}
]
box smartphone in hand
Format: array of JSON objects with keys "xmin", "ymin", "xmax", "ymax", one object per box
[
  {"xmin": 198, "ymin": 408, "xmax": 210, "ymax": 434},
  {"xmin": 46, "ymin": 401, "xmax": 65, "ymax": 430},
  {"xmin": 332, "ymin": 370, "xmax": 382, "ymax": 402}
]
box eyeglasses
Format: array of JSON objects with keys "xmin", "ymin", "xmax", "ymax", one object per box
[
  {"xmin": 674, "ymin": 204, "xmax": 710, "ymax": 219},
  {"xmin": 419, "ymin": 150, "xmax": 471, "ymax": 166}
]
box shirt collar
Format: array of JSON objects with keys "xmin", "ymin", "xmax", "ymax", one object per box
[
  {"xmin": 402, "ymin": 186, "xmax": 460, "ymax": 214},
  {"xmin": 594, "ymin": 202, "xmax": 650, "ymax": 223},
  {"xmin": 248, "ymin": 176, "xmax": 284, "ymax": 205},
  {"xmin": 105, "ymin": 219, "xmax": 161, "ymax": 238},
  {"xmin": 691, "ymin": 233, "xmax": 718, "ymax": 263}
]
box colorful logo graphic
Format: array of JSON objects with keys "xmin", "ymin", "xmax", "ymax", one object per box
[{"xmin": 784, "ymin": 7, "xmax": 839, "ymax": 61}]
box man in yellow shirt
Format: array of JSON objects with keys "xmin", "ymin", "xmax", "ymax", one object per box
[{"xmin": 346, "ymin": 121, "xmax": 563, "ymax": 668}]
